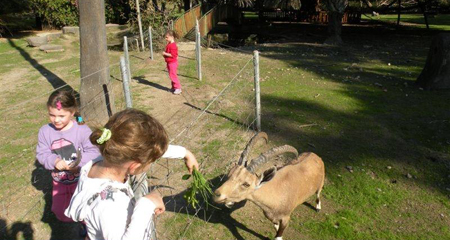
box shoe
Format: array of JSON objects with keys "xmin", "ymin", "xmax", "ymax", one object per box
[{"xmin": 173, "ymin": 89, "xmax": 182, "ymax": 95}]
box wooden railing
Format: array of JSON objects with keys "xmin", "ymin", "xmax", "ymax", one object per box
[
  {"xmin": 173, "ymin": 5, "xmax": 203, "ymax": 38},
  {"xmin": 173, "ymin": 4, "xmax": 241, "ymax": 38},
  {"xmin": 197, "ymin": 5, "xmax": 241, "ymax": 37}
]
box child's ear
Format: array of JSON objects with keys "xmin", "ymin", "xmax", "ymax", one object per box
[{"xmin": 128, "ymin": 161, "xmax": 143, "ymax": 175}]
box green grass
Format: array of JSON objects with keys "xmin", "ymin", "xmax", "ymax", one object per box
[
  {"xmin": 362, "ymin": 13, "xmax": 450, "ymax": 31},
  {"xmin": 1, "ymin": 22, "xmax": 450, "ymax": 240}
]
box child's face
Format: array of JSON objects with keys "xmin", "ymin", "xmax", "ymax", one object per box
[
  {"xmin": 48, "ymin": 107, "xmax": 75, "ymax": 130},
  {"xmin": 165, "ymin": 34, "xmax": 174, "ymax": 43}
]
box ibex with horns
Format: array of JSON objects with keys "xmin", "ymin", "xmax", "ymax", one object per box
[{"xmin": 213, "ymin": 132, "xmax": 325, "ymax": 240}]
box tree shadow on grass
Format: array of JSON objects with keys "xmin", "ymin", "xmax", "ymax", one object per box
[
  {"xmin": 7, "ymin": 39, "xmax": 74, "ymax": 92},
  {"xmin": 161, "ymin": 175, "xmax": 269, "ymax": 240},
  {"xmin": 215, "ymin": 21, "xmax": 450, "ymax": 195}
]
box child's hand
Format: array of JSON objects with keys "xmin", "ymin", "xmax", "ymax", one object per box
[
  {"xmin": 55, "ymin": 158, "xmax": 69, "ymax": 171},
  {"xmin": 145, "ymin": 191, "xmax": 165, "ymax": 216},
  {"xmin": 184, "ymin": 150, "xmax": 199, "ymax": 174}
]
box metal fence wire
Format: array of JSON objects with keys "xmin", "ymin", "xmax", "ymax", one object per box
[{"xmin": 1, "ymin": 16, "xmax": 261, "ymax": 239}]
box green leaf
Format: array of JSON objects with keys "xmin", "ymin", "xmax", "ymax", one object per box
[{"xmin": 182, "ymin": 174, "xmax": 191, "ymax": 180}]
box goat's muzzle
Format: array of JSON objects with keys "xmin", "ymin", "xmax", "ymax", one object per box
[{"xmin": 213, "ymin": 191, "xmax": 235, "ymax": 208}]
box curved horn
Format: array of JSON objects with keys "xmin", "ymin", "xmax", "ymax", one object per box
[
  {"xmin": 246, "ymin": 145, "xmax": 298, "ymax": 173},
  {"xmin": 237, "ymin": 132, "xmax": 268, "ymax": 166}
]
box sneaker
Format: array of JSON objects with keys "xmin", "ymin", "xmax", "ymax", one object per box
[{"xmin": 173, "ymin": 89, "xmax": 182, "ymax": 95}]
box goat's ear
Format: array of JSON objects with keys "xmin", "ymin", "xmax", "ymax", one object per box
[{"xmin": 256, "ymin": 166, "xmax": 277, "ymax": 189}]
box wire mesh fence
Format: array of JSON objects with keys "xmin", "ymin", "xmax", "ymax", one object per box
[
  {"xmin": 147, "ymin": 54, "xmax": 259, "ymax": 240},
  {"xmin": 1, "ymin": 17, "xmax": 261, "ymax": 239},
  {"xmin": 0, "ymin": 62, "xmax": 126, "ymax": 239}
]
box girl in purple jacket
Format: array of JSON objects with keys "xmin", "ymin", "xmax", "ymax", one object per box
[{"xmin": 36, "ymin": 89, "xmax": 100, "ymax": 222}]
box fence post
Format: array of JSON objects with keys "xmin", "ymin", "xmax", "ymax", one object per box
[
  {"xmin": 135, "ymin": 0, "xmax": 145, "ymax": 50},
  {"xmin": 120, "ymin": 56, "xmax": 133, "ymax": 108},
  {"xmin": 253, "ymin": 50, "xmax": 261, "ymax": 132},
  {"xmin": 195, "ymin": 19, "xmax": 202, "ymax": 81},
  {"xmin": 123, "ymin": 37, "xmax": 132, "ymax": 83},
  {"xmin": 135, "ymin": 39, "xmax": 140, "ymax": 52},
  {"xmin": 148, "ymin": 26, "xmax": 154, "ymax": 60}
]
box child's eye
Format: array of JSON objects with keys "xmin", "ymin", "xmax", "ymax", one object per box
[{"xmin": 242, "ymin": 182, "xmax": 250, "ymax": 188}]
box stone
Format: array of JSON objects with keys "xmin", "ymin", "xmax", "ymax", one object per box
[
  {"xmin": 26, "ymin": 36, "xmax": 48, "ymax": 47},
  {"xmin": 63, "ymin": 26, "xmax": 79, "ymax": 35},
  {"xmin": 46, "ymin": 32, "xmax": 62, "ymax": 41},
  {"xmin": 39, "ymin": 44, "xmax": 64, "ymax": 53}
]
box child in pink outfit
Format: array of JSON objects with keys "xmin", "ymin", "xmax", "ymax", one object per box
[
  {"xmin": 163, "ymin": 30, "xmax": 182, "ymax": 95},
  {"xmin": 36, "ymin": 90, "xmax": 100, "ymax": 223}
]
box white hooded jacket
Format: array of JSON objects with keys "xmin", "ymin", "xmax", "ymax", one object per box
[{"xmin": 64, "ymin": 157, "xmax": 157, "ymax": 240}]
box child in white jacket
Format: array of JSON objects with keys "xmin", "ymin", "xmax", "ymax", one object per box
[{"xmin": 65, "ymin": 109, "xmax": 198, "ymax": 240}]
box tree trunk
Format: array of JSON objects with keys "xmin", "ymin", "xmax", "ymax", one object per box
[
  {"xmin": 324, "ymin": 11, "xmax": 343, "ymax": 45},
  {"xmin": 78, "ymin": 0, "xmax": 115, "ymax": 125},
  {"xmin": 184, "ymin": 0, "xmax": 191, "ymax": 11},
  {"xmin": 417, "ymin": 33, "xmax": 450, "ymax": 90}
]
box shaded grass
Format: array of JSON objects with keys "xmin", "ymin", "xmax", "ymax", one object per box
[{"xmin": 362, "ymin": 13, "xmax": 450, "ymax": 31}]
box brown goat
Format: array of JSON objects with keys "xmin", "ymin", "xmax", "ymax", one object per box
[{"xmin": 213, "ymin": 132, "xmax": 325, "ymax": 240}]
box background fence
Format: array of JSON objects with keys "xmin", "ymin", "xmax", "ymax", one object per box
[{"xmin": 0, "ymin": 14, "xmax": 262, "ymax": 239}]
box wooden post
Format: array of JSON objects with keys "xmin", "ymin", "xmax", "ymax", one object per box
[
  {"xmin": 120, "ymin": 56, "xmax": 133, "ymax": 108},
  {"xmin": 123, "ymin": 36, "xmax": 132, "ymax": 82},
  {"xmin": 148, "ymin": 26, "xmax": 154, "ymax": 60},
  {"xmin": 397, "ymin": 0, "xmax": 401, "ymax": 28},
  {"xmin": 135, "ymin": 0, "xmax": 145, "ymax": 50},
  {"xmin": 195, "ymin": 19, "xmax": 202, "ymax": 81},
  {"xmin": 207, "ymin": 34, "xmax": 212, "ymax": 48},
  {"xmin": 135, "ymin": 39, "xmax": 140, "ymax": 52},
  {"xmin": 253, "ymin": 50, "xmax": 261, "ymax": 132}
]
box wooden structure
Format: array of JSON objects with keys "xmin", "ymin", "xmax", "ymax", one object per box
[{"xmin": 259, "ymin": 10, "xmax": 361, "ymax": 24}]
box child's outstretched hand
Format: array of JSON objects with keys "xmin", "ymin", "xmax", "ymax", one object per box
[
  {"xmin": 145, "ymin": 191, "xmax": 165, "ymax": 216},
  {"xmin": 184, "ymin": 150, "xmax": 199, "ymax": 174}
]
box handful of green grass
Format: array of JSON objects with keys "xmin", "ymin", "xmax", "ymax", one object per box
[{"xmin": 182, "ymin": 169, "xmax": 214, "ymax": 209}]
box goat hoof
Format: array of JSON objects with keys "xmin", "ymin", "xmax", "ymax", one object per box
[{"xmin": 315, "ymin": 208, "xmax": 321, "ymax": 213}]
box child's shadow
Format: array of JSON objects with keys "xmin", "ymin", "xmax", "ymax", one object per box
[
  {"xmin": 31, "ymin": 161, "xmax": 82, "ymax": 240},
  {"xmin": 134, "ymin": 76, "xmax": 171, "ymax": 92},
  {"xmin": 161, "ymin": 175, "xmax": 269, "ymax": 240}
]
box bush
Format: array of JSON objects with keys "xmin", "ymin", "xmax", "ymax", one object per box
[{"xmin": 31, "ymin": 0, "xmax": 79, "ymax": 27}]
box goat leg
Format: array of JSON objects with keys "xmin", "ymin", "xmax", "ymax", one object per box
[
  {"xmin": 316, "ymin": 188, "xmax": 322, "ymax": 212},
  {"xmin": 274, "ymin": 216, "xmax": 290, "ymax": 240}
]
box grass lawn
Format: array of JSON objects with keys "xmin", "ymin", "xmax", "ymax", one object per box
[
  {"xmin": 362, "ymin": 13, "xmax": 450, "ymax": 31},
  {"xmin": 0, "ymin": 21, "xmax": 449, "ymax": 240}
]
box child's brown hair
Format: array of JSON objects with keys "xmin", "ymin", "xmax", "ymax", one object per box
[
  {"xmin": 90, "ymin": 109, "xmax": 169, "ymax": 166},
  {"xmin": 47, "ymin": 89, "xmax": 78, "ymax": 112},
  {"xmin": 47, "ymin": 89, "xmax": 84, "ymax": 124},
  {"xmin": 164, "ymin": 30, "xmax": 177, "ymax": 39}
]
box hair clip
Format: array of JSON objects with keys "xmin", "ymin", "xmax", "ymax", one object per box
[
  {"xmin": 56, "ymin": 100, "xmax": 62, "ymax": 110},
  {"xmin": 97, "ymin": 128, "xmax": 112, "ymax": 144},
  {"xmin": 77, "ymin": 116, "xmax": 83, "ymax": 123}
]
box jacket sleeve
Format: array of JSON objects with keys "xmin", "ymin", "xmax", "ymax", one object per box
[
  {"xmin": 100, "ymin": 197, "xmax": 156, "ymax": 240},
  {"xmin": 78, "ymin": 126, "xmax": 100, "ymax": 167},
  {"xmin": 36, "ymin": 126, "xmax": 58, "ymax": 170},
  {"xmin": 161, "ymin": 144, "xmax": 186, "ymax": 159}
]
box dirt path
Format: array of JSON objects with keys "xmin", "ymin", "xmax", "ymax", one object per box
[{"xmin": 128, "ymin": 49, "xmax": 218, "ymax": 140}]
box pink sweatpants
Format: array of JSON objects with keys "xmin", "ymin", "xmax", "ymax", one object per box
[
  {"xmin": 167, "ymin": 61, "xmax": 181, "ymax": 90},
  {"xmin": 52, "ymin": 180, "xmax": 77, "ymax": 222}
]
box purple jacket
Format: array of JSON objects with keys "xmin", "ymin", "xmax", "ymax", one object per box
[{"xmin": 36, "ymin": 121, "xmax": 100, "ymax": 173}]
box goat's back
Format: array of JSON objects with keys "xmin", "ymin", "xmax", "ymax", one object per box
[{"xmin": 255, "ymin": 152, "xmax": 325, "ymax": 216}]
